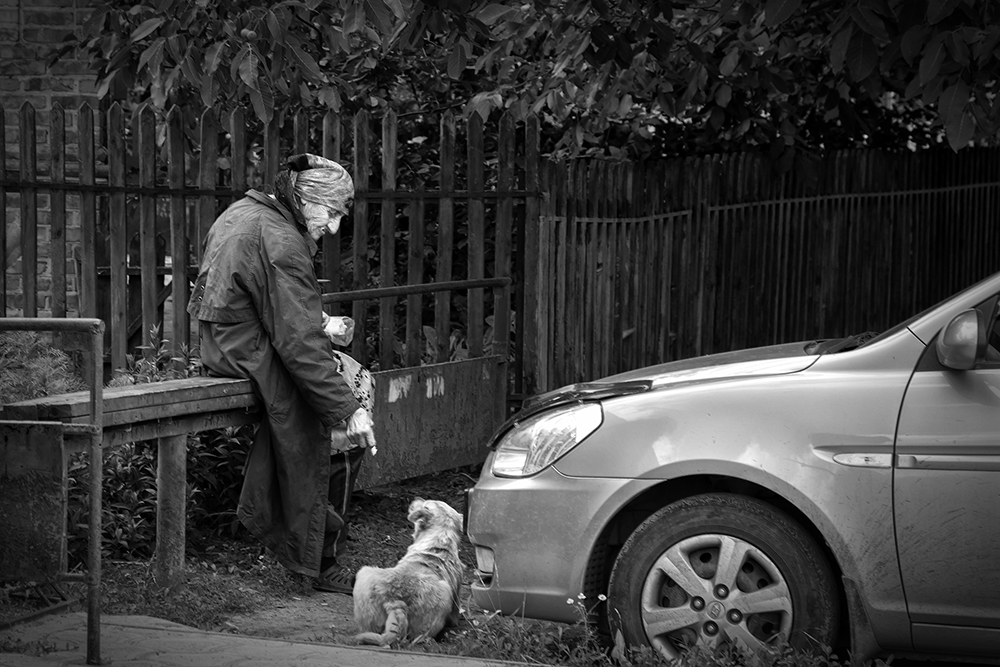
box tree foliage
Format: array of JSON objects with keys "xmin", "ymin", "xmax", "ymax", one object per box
[{"xmin": 58, "ymin": 0, "xmax": 1000, "ymax": 160}]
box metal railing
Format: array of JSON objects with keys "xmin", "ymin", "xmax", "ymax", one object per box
[{"xmin": 0, "ymin": 317, "xmax": 105, "ymax": 665}]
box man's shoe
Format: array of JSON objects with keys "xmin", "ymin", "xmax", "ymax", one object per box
[{"xmin": 313, "ymin": 564, "xmax": 355, "ymax": 595}]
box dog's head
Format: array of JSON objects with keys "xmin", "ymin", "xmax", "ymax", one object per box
[{"xmin": 407, "ymin": 497, "xmax": 463, "ymax": 538}]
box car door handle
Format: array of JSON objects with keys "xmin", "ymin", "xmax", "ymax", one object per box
[{"xmin": 896, "ymin": 454, "xmax": 1000, "ymax": 471}]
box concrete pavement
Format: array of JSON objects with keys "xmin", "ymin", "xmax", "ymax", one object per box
[{"xmin": 0, "ymin": 612, "xmax": 526, "ymax": 666}]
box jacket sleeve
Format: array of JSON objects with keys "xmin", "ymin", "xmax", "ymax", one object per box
[{"xmin": 257, "ymin": 228, "xmax": 360, "ymax": 428}]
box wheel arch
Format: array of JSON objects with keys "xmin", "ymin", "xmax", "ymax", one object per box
[{"xmin": 584, "ymin": 474, "xmax": 853, "ymax": 652}]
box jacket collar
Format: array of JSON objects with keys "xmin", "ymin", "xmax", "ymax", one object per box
[{"xmin": 245, "ymin": 189, "xmax": 318, "ymax": 256}]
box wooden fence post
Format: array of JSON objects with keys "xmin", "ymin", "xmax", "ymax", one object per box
[
  {"xmin": 380, "ymin": 111, "xmax": 397, "ymax": 371},
  {"xmin": 0, "ymin": 102, "xmax": 6, "ymax": 315},
  {"xmin": 108, "ymin": 103, "xmax": 127, "ymax": 372},
  {"xmin": 19, "ymin": 103, "xmax": 37, "ymax": 317},
  {"xmin": 434, "ymin": 112, "xmax": 457, "ymax": 364},
  {"xmin": 352, "ymin": 111, "xmax": 371, "ymax": 366},
  {"xmin": 51, "ymin": 104, "xmax": 67, "ymax": 319},
  {"xmin": 521, "ymin": 114, "xmax": 544, "ymax": 395},
  {"xmin": 495, "ymin": 112, "xmax": 515, "ymax": 392},
  {"xmin": 167, "ymin": 107, "xmax": 189, "ymax": 357},
  {"xmin": 321, "ymin": 111, "xmax": 343, "ymax": 293},
  {"xmin": 467, "ymin": 114, "xmax": 485, "ymax": 359},
  {"xmin": 138, "ymin": 104, "xmax": 158, "ymax": 354}
]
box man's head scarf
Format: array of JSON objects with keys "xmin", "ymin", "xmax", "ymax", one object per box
[{"xmin": 273, "ymin": 153, "xmax": 354, "ymax": 228}]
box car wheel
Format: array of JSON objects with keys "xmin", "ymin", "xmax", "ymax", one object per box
[{"xmin": 607, "ymin": 493, "xmax": 839, "ymax": 659}]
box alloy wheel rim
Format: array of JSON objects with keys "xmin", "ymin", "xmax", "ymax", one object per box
[{"xmin": 639, "ymin": 533, "xmax": 793, "ymax": 659}]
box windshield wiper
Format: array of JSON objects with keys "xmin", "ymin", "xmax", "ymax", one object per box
[{"xmin": 805, "ymin": 331, "xmax": 880, "ymax": 355}]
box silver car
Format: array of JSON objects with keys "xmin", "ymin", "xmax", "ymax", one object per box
[{"xmin": 466, "ymin": 271, "xmax": 1000, "ymax": 663}]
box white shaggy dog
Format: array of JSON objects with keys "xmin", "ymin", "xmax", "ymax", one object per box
[{"xmin": 353, "ymin": 498, "xmax": 464, "ymax": 646}]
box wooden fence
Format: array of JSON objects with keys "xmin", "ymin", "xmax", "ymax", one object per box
[
  {"xmin": 1, "ymin": 102, "xmax": 529, "ymax": 393},
  {"xmin": 4, "ymin": 100, "xmax": 1000, "ymax": 402},
  {"xmin": 522, "ymin": 148, "xmax": 1000, "ymax": 394}
]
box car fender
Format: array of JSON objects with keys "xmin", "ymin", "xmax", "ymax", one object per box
[{"xmin": 554, "ymin": 355, "xmax": 920, "ymax": 650}]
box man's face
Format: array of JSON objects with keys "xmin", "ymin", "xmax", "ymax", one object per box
[{"xmin": 303, "ymin": 202, "xmax": 346, "ymax": 240}]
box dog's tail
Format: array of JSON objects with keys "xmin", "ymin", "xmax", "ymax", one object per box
[{"xmin": 356, "ymin": 601, "xmax": 409, "ymax": 647}]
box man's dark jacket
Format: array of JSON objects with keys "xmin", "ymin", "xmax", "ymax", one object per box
[{"xmin": 188, "ymin": 190, "xmax": 359, "ymax": 577}]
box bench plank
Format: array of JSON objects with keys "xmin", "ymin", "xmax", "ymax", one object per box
[
  {"xmin": 3, "ymin": 377, "xmax": 256, "ymax": 422},
  {"xmin": 71, "ymin": 394, "xmax": 258, "ymax": 427}
]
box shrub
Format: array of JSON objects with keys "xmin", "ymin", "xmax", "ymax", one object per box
[
  {"xmin": 59, "ymin": 329, "xmax": 253, "ymax": 564},
  {"xmin": 0, "ymin": 331, "xmax": 87, "ymax": 403}
]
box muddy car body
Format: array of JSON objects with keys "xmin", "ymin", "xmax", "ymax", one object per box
[{"xmin": 466, "ymin": 271, "xmax": 1000, "ymax": 662}]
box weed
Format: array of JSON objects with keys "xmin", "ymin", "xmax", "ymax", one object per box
[{"xmin": 0, "ymin": 637, "xmax": 60, "ymax": 656}]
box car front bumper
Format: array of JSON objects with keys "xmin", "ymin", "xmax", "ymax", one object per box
[{"xmin": 466, "ymin": 456, "xmax": 658, "ymax": 624}]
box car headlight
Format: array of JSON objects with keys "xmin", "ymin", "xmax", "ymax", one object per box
[{"xmin": 491, "ymin": 402, "xmax": 603, "ymax": 477}]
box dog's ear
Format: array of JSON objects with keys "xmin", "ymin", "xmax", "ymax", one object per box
[{"xmin": 407, "ymin": 499, "xmax": 429, "ymax": 530}]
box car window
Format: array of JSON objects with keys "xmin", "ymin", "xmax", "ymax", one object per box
[{"xmin": 979, "ymin": 295, "xmax": 1000, "ymax": 365}]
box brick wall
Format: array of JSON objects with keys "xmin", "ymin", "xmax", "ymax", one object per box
[{"xmin": 1, "ymin": 0, "xmax": 98, "ymax": 315}]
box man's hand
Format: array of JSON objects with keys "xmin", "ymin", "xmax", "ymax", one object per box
[{"xmin": 345, "ymin": 406, "xmax": 376, "ymax": 450}]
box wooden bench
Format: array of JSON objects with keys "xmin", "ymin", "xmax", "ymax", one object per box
[
  {"xmin": 1, "ymin": 319, "xmax": 255, "ymax": 664},
  {"xmin": 3, "ymin": 375, "xmax": 260, "ymax": 591}
]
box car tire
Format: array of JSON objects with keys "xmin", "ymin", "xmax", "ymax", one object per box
[{"xmin": 607, "ymin": 492, "xmax": 839, "ymax": 659}]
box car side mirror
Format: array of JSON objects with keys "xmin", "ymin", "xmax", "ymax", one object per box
[{"xmin": 936, "ymin": 309, "xmax": 987, "ymax": 370}]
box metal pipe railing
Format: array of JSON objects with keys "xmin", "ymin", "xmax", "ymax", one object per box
[{"xmin": 0, "ymin": 317, "xmax": 105, "ymax": 665}]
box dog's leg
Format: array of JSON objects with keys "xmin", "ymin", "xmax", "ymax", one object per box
[{"xmin": 355, "ymin": 601, "xmax": 409, "ymax": 647}]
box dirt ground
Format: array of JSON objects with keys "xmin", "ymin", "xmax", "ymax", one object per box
[
  {"xmin": 216, "ymin": 469, "xmax": 482, "ymax": 646},
  {"xmin": 221, "ymin": 589, "xmax": 356, "ymax": 643}
]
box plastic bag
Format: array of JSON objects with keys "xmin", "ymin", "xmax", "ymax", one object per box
[
  {"xmin": 321, "ymin": 313, "xmax": 355, "ymax": 346},
  {"xmin": 329, "ymin": 350, "xmax": 376, "ymax": 456}
]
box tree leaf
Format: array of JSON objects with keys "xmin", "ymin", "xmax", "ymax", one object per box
[
  {"xmin": 363, "ymin": 0, "xmax": 394, "ymax": 36},
  {"xmin": 830, "ymin": 25, "xmax": 852, "ymax": 73},
  {"xmin": 131, "ymin": 17, "xmax": 165, "ymax": 43},
  {"xmin": 847, "ymin": 30, "xmax": 877, "ymax": 81},
  {"xmin": 344, "ymin": 2, "xmax": 364, "ymax": 36},
  {"xmin": 138, "ymin": 38, "xmax": 165, "ymax": 73},
  {"xmin": 82, "ymin": 8, "xmax": 108, "ymax": 37},
  {"xmin": 238, "ymin": 49, "xmax": 259, "ymax": 89},
  {"xmin": 851, "ymin": 5, "xmax": 886, "ymax": 39},
  {"xmin": 900, "ymin": 26, "xmax": 928, "ymax": 65},
  {"xmin": 715, "ymin": 83, "xmax": 732, "ymax": 108},
  {"xmin": 945, "ymin": 110, "xmax": 975, "ymax": 151},
  {"xmin": 466, "ymin": 92, "xmax": 496, "ymax": 122},
  {"xmin": 719, "ymin": 47, "xmax": 740, "ymax": 76},
  {"xmin": 927, "ymin": 0, "xmax": 961, "ymax": 25},
  {"xmin": 943, "ymin": 30, "xmax": 970, "ymax": 66},
  {"xmin": 765, "ymin": 0, "xmax": 801, "ymax": 28},
  {"xmin": 938, "ymin": 80, "xmax": 969, "ymax": 123},
  {"xmin": 266, "ymin": 11, "xmax": 281, "ymax": 42},
  {"xmin": 200, "ymin": 68, "xmax": 216, "ymax": 108},
  {"xmin": 383, "ymin": 0, "xmax": 406, "ymax": 20},
  {"xmin": 918, "ymin": 38, "xmax": 945, "ymax": 86},
  {"xmin": 204, "ymin": 41, "xmax": 225, "ymax": 77},
  {"xmin": 476, "ymin": 3, "xmax": 515, "ymax": 26},
  {"xmin": 289, "ymin": 42, "xmax": 325, "ymax": 84},
  {"xmin": 903, "ymin": 77, "xmax": 924, "ymax": 100},
  {"xmin": 447, "ymin": 41, "xmax": 467, "ymax": 79}
]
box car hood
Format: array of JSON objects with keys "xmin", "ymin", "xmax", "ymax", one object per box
[
  {"xmin": 601, "ymin": 340, "xmax": 818, "ymax": 388},
  {"xmin": 492, "ymin": 342, "xmax": 818, "ymax": 446}
]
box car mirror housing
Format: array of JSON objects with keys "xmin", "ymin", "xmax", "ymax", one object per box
[{"xmin": 936, "ymin": 309, "xmax": 986, "ymax": 370}]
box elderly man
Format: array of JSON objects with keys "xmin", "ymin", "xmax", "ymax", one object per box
[{"xmin": 188, "ymin": 153, "xmax": 375, "ymax": 594}]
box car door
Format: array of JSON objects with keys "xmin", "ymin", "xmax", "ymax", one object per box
[{"xmin": 893, "ymin": 294, "xmax": 1000, "ymax": 655}]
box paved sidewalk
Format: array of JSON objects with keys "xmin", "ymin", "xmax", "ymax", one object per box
[{"xmin": 0, "ymin": 612, "xmax": 524, "ymax": 666}]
